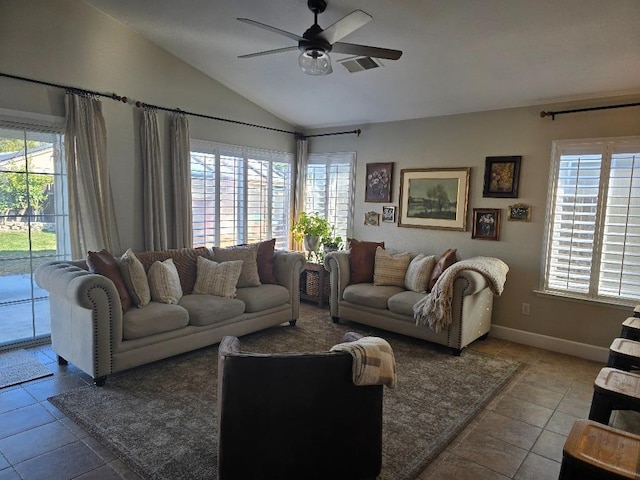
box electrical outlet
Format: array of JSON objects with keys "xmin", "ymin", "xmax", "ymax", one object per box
[{"xmin": 522, "ymin": 303, "xmax": 530, "ymax": 315}]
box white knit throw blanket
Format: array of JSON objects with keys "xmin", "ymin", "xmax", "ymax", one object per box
[
  {"xmin": 330, "ymin": 336, "xmax": 397, "ymax": 388},
  {"xmin": 413, "ymin": 257, "xmax": 509, "ymax": 332}
]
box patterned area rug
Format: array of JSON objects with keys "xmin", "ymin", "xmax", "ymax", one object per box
[
  {"xmin": 0, "ymin": 349, "xmax": 53, "ymax": 388},
  {"xmin": 49, "ymin": 306, "xmax": 520, "ymax": 480}
]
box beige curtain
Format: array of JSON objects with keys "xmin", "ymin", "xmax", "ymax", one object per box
[
  {"xmin": 293, "ymin": 136, "xmax": 308, "ymax": 250},
  {"xmin": 141, "ymin": 108, "xmax": 168, "ymax": 250},
  {"xmin": 170, "ymin": 113, "xmax": 192, "ymax": 249},
  {"xmin": 64, "ymin": 92, "xmax": 119, "ymax": 258}
]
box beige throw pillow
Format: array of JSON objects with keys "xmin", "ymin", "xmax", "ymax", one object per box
[
  {"xmin": 405, "ymin": 254, "xmax": 437, "ymax": 293},
  {"xmin": 148, "ymin": 259, "xmax": 183, "ymax": 304},
  {"xmin": 373, "ymin": 247, "xmax": 411, "ymax": 288},
  {"xmin": 213, "ymin": 245, "xmax": 261, "ymax": 288},
  {"xmin": 193, "ymin": 257, "xmax": 243, "ymax": 298},
  {"xmin": 120, "ymin": 248, "xmax": 151, "ymax": 307}
]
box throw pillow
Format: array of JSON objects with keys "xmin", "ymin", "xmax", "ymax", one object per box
[
  {"xmin": 256, "ymin": 238, "xmax": 278, "ymax": 284},
  {"xmin": 86, "ymin": 249, "xmax": 132, "ymax": 313},
  {"xmin": 428, "ymin": 248, "xmax": 459, "ymax": 291},
  {"xmin": 373, "ymin": 247, "xmax": 411, "ymax": 287},
  {"xmin": 405, "ymin": 254, "xmax": 437, "ymax": 293},
  {"xmin": 120, "ymin": 248, "xmax": 151, "ymax": 308},
  {"xmin": 135, "ymin": 247, "xmax": 212, "ymax": 295},
  {"xmin": 148, "ymin": 258, "xmax": 183, "ymax": 305},
  {"xmin": 349, "ymin": 238, "xmax": 385, "ymax": 284},
  {"xmin": 193, "ymin": 256, "xmax": 243, "ymax": 298},
  {"xmin": 213, "ymin": 244, "xmax": 261, "ymax": 288}
]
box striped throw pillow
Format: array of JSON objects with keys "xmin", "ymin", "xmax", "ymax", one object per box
[
  {"xmin": 404, "ymin": 254, "xmax": 437, "ymax": 293},
  {"xmin": 148, "ymin": 258, "xmax": 183, "ymax": 304},
  {"xmin": 373, "ymin": 247, "xmax": 411, "ymax": 288},
  {"xmin": 193, "ymin": 256, "xmax": 243, "ymax": 298},
  {"xmin": 120, "ymin": 248, "xmax": 151, "ymax": 308}
]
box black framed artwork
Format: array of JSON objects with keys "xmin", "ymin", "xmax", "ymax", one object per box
[{"xmin": 483, "ymin": 156, "xmax": 521, "ymax": 198}]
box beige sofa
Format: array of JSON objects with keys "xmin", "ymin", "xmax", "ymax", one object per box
[
  {"xmin": 324, "ymin": 250, "xmax": 503, "ymax": 355},
  {"xmin": 35, "ymin": 247, "xmax": 305, "ymax": 385}
]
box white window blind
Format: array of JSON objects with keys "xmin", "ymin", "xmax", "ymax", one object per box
[
  {"xmin": 543, "ymin": 137, "xmax": 640, "ymax": 303},
  {"xmin": 306, "ymin": 152, "xmax": 355, "ymax": 240},
  {"xmin": 190, "ymin": 141, "xmax": 292, "ymax": 248}
]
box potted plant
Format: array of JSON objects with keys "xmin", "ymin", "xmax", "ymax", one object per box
[
  {"xmin": 292, "ymin": 212, "xmax": 331, "ymax": 258},
  {"xmin": 322, "ymin": 229, "xmax": 343, "ymax": 253}
]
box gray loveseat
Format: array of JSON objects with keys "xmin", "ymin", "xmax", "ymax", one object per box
[
  {"xmin": 35, "ymin": 247, "xmax": 305, "ymax": 385},
  {"xmin": 324, "ymin": 249, "xmax": 505, "ymax": 355}
]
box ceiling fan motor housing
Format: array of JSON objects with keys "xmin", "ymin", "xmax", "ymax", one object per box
[{"xmin": 299, "ymin": 24, "xmax": 331, "ymax": 54}]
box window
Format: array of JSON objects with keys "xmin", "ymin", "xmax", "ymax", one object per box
[
  {"xmin": 543, "ymin": 137, "xmax": 640, "ymax": 304},
  {"xmin": 0, "ymin": 110, "xmax": 70, "ymax": 347},
  {"xmin": 190, "ymin": 141, "xmax": 293, "ymax": 249},
  {"xmin": 305, "ymin": 152, "xmax": 355, "ymax": 241}
]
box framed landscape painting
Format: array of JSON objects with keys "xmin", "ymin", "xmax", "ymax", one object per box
[{"xmin": 398, "ymin": 167, "xmax": 470, "ymax": 231}]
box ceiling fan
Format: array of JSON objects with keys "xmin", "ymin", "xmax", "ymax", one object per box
[{"xmin": 237, "ymin": 0, "xmax": 403, "ymax": 76}]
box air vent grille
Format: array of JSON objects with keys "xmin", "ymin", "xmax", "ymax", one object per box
[{"xmin": 339, "ymin": 56, "xmax": 383, "ymax": 73}]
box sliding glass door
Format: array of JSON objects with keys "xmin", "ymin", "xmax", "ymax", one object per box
[{"xmin": 0, "ymin": 124, "xmax": 70, "ymax": 347}]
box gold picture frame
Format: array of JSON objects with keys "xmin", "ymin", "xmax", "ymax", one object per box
[
  {"xmin": 364, "ymin": 211, "xmax": 380, "ymax": 226},
  {"xmin": 508, "ymin": 203, "xmax": 531, "ymax": 222},
  {"xmin": 398, "ymin": 167, "xmax": 470, "ymax": 231}
]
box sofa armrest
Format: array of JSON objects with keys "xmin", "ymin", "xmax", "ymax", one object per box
[
  {"xmin": 453, "ymin": 270, "xmax": 490, "ymax": 297},
  {"xmin": 35, "ymin": 260, "xmax": 123, "ymax": 379},
  {"xmin": 273, "ymin": 250, "xmax": 305, "ymax": 318},
  {"xmin": 324, "ymin": 251, "xmax": 351, "ymax": 318}
]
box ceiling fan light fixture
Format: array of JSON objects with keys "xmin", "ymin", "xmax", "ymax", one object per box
[{"xmin": 299, "ymin": 49, "xmax": 332, "ymax": 75}]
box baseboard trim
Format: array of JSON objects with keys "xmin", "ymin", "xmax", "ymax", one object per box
[{"xmin": 490, "ymin": 325, "xmax": 609, "ymax": 363}]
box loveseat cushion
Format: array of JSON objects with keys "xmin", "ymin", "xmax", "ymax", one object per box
[
  {"xmin": 123, "ymin": 302, "xmax": 189, "ymax": 340},
  {"xmin": 179, "ymin": 294, "xmax": 246, "ymax": 326},
  {"xmin": 235, "ymin": 284, "xmax": 289, "ymax": 313},
  {"xmin": 343, "ymin": 283, "xmax": 404, "ymax": 310},
  {"xmin": 388, "ymin": 291, "xmax": 427, "ymax": 317}
]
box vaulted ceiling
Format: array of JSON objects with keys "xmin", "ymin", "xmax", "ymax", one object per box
[{"xmin": 85, "ymin": 0, "xmax": 640, "ymax": 129}]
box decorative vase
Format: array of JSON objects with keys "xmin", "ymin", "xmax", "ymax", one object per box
[{"xmin": 303, "ymin": 235, "xmax": 322, "ymax": 254}]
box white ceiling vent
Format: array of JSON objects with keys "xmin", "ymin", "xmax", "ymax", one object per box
[{"xmin": 338, "ymin": 56, "xmax": 384, "ymax": 73}]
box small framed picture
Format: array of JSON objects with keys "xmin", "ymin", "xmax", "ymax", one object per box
[
  {"xmin": 365, "ymin": 162, "xmax": 393, "ymax": 202},
  {"xmin": 483, "ymin": 156, "xmax": 521, "ymax": 198},
  {"xmin": 364, "ymin": 211, "xmax": 380, "ymax": 226},
  {"xmin": 472, "ymin": 208, "xmax": 501, "ymax": 240},
  {"xmin": 382, "ymin": 206, "xmax": 396, "ymax": 223},
  {"xmin": 508, "ymin": 203, "xmax": 531, "ymax": 222}
]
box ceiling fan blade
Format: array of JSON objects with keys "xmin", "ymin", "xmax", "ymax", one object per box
[
  {"xmin": 331, "ymin": 42, "xmax": 403, "ymax": 60},
  {"xmin": 237, "ymin": 18, "xmax": 303, "ymax": 42},
  {"xmin": 238, "ymin": 46, "xmax": 299, "ymax": 59},
  {"xmin": 318, "ymin": 10, "xmax": 372, "ymax": 44}
]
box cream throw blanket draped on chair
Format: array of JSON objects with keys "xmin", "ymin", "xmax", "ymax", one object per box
[
  {"xmin": 331, "ymin": 337, "xmax": 397, "ymax": 388},
  {"xmin": 414, "ymin": 257, "xmax": 509, "ymax": 333}
]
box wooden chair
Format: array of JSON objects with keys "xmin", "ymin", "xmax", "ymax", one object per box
[
  {"xmin": 560, "ymin": 419, "xmax": 640, "ymax": 479},
  {"xmin": 589, "ymin": 367, "xmax": 640, "ymax": 424}
]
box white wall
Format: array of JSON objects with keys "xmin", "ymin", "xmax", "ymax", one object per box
[
  {"xmin": 307, "ymin": 99, "xmax": 640, "ymax": 349},
  {"xmin": 0, "ymin": 0, "xmax": 296, "ymax": 250}
]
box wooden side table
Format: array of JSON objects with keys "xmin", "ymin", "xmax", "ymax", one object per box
[{"xmin": 300, "ymin": 262, "xmax": 329, "ymax": 308}]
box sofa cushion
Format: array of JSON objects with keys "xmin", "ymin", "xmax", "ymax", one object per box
[
  {"xmin": 122, "ymin": 302, "xmax": 189, "ymax": 340},
  {"xmin": 136, "ymin": 247, "xmax": 212, "ymax": 295},
  {"xmin": 235, "ymin": 284, "xmax": 289, "ymax": 313},
  {"xmin": 193, "ymin": 257, "xmax": 243, "ymax": 298},
  {"xmin": 179, "ymin": 294, "xmax": 246, "ymax": 326},
  {"xmin": 349, "ymin": 239, "xmax": 385, "ymax": 284},
  {"xmin": 373, "ymin": 247, "xmax": 411, "ymax": 287},
  {"xmin": 120, "ymin": 248, "xmax": 151, "ymax": 308},
  {"xmin": 428, "ymin": 248, "xmax": 459, "ymax": 291},
  {"xmin": 405, "ymin": 254, "xmax": 437, "ymax": 293},
  {"xmin": 388, "ymin": 291, "xmax": 427, "ymax": 317},
  {"xmin": 148, "ymin": 259, "xmax": 183, "ymax": 304},
  {"xmin": 343, "ymin": 283, "xmax": 404, "ymax": 310},
  {"xmin": 87, "ymin": 249, "xmax": 132, "ymax": 313},
  {"xmin": 213, "ymin": 245, "xmax": 261, "ymax": 288}
]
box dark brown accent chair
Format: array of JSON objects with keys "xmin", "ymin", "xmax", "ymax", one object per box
[{"xmin": 217, "ymin": 333, "xmax": 384, "ymax": 480}]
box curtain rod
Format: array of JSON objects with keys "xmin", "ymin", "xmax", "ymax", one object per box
[
  {"xmin": 540, "ymin": 101, "xmax": 640, "ymax": 120},
  {"xmin": 1, "ymin": 71, "xmax": 362, "ymax": 140}
]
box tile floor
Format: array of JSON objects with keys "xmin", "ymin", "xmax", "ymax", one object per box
[{"xmin": 0, "ymin": 336, "xmax": 638, "ymax": 479}]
